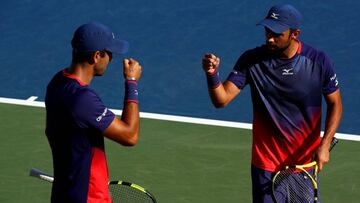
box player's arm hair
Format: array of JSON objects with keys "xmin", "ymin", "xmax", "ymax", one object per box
[
  {"xmin": 322, "ymin": 89, "xmax": 342, "ymax": 146},
  {"xmin": 103, "ymin": 80, "xmax": 140, "ymax": 146},
  {"xmin": 103, "ymin": 59, "xmax": 141, "ymax": 146},
  {"xmin": 208, "ymin": 80, "xmax": 241, "ymax": 108},
  {"xmin": 103, "ymin": 102, "xmax": 139, "ymax": 146},
  {"xmin": 104, "ymin": 79, "xmax": 141, "ymax": 146}
]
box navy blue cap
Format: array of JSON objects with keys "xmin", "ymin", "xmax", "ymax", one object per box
[
  {"xmin": 71, "ymin": 22, "xmax": 129, "ymax": 54},
  {"xmin": 257, "ymin": 4, "xmax": 302, "ymax": 34}
]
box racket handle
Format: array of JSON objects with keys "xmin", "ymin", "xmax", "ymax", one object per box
[
  {"xmin": 29, "ymin": 168, "xmax": 54, "ymax": 183},
  {"xmin": 329, "ymin": 137, "xmax": 338, "ymax": 152}
]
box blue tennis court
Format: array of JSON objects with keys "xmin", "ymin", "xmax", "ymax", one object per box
[
  {"xmin": 1, "ymin": 0, "xmax": 359, "ymax": 134},
  {"xmin": 0, "ymin": 1, "xmax": 359, "ymax": 202}
]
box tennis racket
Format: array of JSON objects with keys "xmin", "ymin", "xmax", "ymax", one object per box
[
  {"xmin": 272, "ymin": 137, "xmax": 339, "ymax": 203},
  {"xmin": 29, "ymin": 168, "xmax": 157, "ymax": 203}
]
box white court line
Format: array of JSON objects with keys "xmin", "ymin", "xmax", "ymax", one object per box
[
  {"xmin": 0, "ymin": 96, "xmax": 45, "ymax": 107},
  {"xmin": 0, "ymin": 96, "xmax": 359, "ymax": 141},
  {"xmin": 26, "ymin": 96, "xmax": 38, "ymax": 102}
]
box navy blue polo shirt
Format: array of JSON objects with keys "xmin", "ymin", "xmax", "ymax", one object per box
[
  {"xmin": 227, "ymin": 41, "xmax": 339, "ymax": 171},
  {"xmin": 45, "ymin": 69, "xmax": 115, "ymax": 203}
]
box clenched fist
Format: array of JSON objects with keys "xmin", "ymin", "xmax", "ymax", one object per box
[
  {"xmin": 202, "ymin": 53, "xmax": 220, "ymax": 75},
  {"xmin": 123, "ymin": 58, "xmax": 142, "ymax": 81}
]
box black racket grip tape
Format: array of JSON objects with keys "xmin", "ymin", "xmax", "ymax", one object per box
[{"xmin": 329, "ymin": 137, "xmax": 339, "ymax": 152}]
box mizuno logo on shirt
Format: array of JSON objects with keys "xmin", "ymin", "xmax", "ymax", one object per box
[
  {"xmin": 96, "ymin": 108, "xmax": 108, "ymax": 122},
  {"xmin": 282, "ymin": 68, "xmax": 294, "ymax": 75}
]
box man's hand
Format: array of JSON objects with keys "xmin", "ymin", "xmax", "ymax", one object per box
[
  {"xmin": 314, "ymin": 143, "xmax": 331, "ymax": 172},
  {"xmin": 202, "ymin": 53, "xmax": 220, "ymax": 75},
  {"xmin": 123, "ymin": 58, "xmax": 142, "ymax": 81}
]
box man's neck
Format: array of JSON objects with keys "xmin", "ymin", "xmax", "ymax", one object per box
[
  {"xmin": 67, "ymin": 63, "xmax": 94, "ymax": 85},
  {"xmin": 279, "ymin": 40, "xmax": 299, "ymax": 59}
]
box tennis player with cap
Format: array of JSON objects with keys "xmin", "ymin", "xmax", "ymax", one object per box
[
  {"xmin": 45, "ymin": 22, "xmax": 142, "ymax": 203},
  {"xmin": 202, "ymin": 4, "xmax": 342, "ymax": 202}
]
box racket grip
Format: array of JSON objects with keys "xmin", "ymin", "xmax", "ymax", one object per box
[
  {"xmin": 329, "ymin": 137, "xmax": 338, "ymax": 152},
  {"xmin": 29, "ymin": 168, "xmax": 54, "ymax": 183}
]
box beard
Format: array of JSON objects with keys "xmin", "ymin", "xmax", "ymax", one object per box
[
  {"xmin": 265, "ymin": 37, "xmax": 292, "ymax": 55},
  {"xmin": 266, "ymin": 42, "xmax": 291, "ymax": 55}
]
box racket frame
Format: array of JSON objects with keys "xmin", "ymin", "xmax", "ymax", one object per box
[
  {"xmin": 272, "ymin": 161, "xmax": 319, "ymax": 202},
  {"xmin": 109, "ymin": 180, "xmax": 157, "ymax": 203},
  {"xmin": 271, "ymin": 137, "xmax": 338, "ymax": 203},
  {"xmin": 29, "ymin": 168, "xmax": 157, "ymax": 203}
]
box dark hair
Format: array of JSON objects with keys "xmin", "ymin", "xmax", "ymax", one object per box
[
  {"xmin": 71, "ymin": 50, "xmax": 108, "ymax": 64},
  {"xmin": 289, "ymin": 28, "xmax": 298, "ymax": 33}
]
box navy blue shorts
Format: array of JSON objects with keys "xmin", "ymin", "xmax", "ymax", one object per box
[{"xmin": 251, "ymin": 165, "xmax": 321, "ymax": 203}]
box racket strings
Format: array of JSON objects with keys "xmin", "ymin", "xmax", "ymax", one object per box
[
  {"xmin": 109, "ymin": 184, "xmax": 154, "ymax": 203},
  {"xmin": 273, "ymin": 168, "xmax": 315, "ymax": 203}
]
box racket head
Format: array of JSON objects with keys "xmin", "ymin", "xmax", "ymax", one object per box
[
  {"xmin": 108, "ymin": 181, "xmax": 157, "ymax": 203},
  {"xmin": 272, "ymin": 162, "xmax": 318, "ymax": 203},
  {"xmin": 272, "ymin": 137, "xmax": 339, "ymax": 202}
]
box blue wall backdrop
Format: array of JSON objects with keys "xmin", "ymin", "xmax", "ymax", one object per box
[{"xmin": 1, "ymin": 0, "xmax": 359, "ymax": 134}]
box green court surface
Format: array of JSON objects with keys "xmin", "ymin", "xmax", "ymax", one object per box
[{"xmin": 0, "ymin": 103, "xmax": 359, "ymax": 202}]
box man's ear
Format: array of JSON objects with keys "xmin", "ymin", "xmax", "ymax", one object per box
[
  {"xmin": 291, "ymin": 29, "xmax": 301, "ymax": 40},
  {"xmin": 92, "ymin": 51, "xmax": 101, "ymax": 63}
]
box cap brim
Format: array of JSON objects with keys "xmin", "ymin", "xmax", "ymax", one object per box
[
  {"xmin": 257, "ymin": 19, "xmax": 289, "ymax": 34},
  {"xmin": 107, "ymin": 39, "xmax": 129, "ymax": 54}
]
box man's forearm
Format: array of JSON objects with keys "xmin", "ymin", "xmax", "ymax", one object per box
[{"xmin": 321, "ymin": 90, "xmax": 343, "ymax": 148}]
